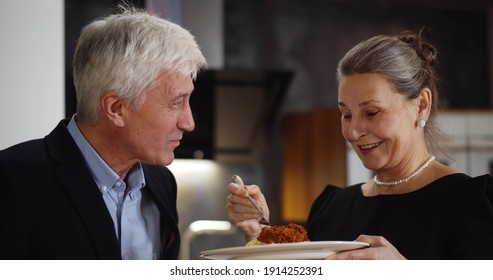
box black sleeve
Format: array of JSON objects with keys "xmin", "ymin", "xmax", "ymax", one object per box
[{"xmin": 0, "ymin": 157, "xmax": 29, "ymax": 259}]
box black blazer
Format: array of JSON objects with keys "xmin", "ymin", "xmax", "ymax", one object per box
[{"xmin": 0, "ymin": 120, "xmax": 180, "ymax": 259}]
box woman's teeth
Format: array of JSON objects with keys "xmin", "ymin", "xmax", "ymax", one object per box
[{"xmin": 360, "ymin": 143, "xmax": 379, "ymax": 150}]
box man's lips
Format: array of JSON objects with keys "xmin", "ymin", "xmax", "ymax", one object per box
[{"xmin": 170, "ymin": 138, "xmax": 182, "ymax": 147}]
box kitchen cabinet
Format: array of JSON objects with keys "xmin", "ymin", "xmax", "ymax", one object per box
[{"xmin": 281, "ymin": 108, "xmax": 346, "ymax": 222}]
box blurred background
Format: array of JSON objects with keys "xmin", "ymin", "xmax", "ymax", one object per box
[{"xmin": 1, "ymin": 0, "xmax": 492, "ymax": 259}]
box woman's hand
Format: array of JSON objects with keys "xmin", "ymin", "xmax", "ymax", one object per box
[
  {"xmin": 326, "ymin": 235, "xmax": 406, "ymax": 260},
  {"xmin": 225, "ymin": 182, "xmax": 270, "ymax": 242}
]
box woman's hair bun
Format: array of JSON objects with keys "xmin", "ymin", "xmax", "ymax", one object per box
[{"xmin": 398, "ymin": 29, "xmax": 438, "ymax": 67}]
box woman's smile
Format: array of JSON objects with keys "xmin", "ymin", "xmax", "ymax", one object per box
[{"xmin": 358, "ymin": 141, "xmax": 382, "ymax": 154}]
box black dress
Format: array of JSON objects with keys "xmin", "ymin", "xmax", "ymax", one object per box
[{"xmin": 306, "ymin": 173, "xmax": 493, "ymax": 259}]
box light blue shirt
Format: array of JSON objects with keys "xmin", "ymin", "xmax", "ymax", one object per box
[{"xmin": 67, "ymin": 116, "xmax": 161, "ymax": 259}]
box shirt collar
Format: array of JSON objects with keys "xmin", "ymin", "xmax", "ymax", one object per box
[{"xmin": 66, "ymin": 115, "xmax": 146, "ymax": 193}]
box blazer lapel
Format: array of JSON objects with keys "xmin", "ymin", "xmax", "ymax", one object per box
[
  {"xmin": 45, "ymin": 120, "xmax": 121, "ymax": 259},
  {"xmin": 143, "ymin": 165, "xmax": 180, "ymax": 259}
]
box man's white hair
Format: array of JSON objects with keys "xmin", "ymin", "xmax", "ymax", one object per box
[{"xmin": 73, "ymin": 5, "xmax": 207, "ymax": 124}]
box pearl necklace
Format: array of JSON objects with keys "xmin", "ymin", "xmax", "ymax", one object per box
[{"xmin": 373, "ymin": 156, "xmax": 435, "ymax": 186}]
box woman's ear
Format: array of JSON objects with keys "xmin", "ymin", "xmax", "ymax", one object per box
[
  {"xmin": 417, "ymin": 87, "xmax": 432, "ymax": 120},
  {"xmin": 101, "ymin": 91, "xmax": 125, "ymax": 128}
]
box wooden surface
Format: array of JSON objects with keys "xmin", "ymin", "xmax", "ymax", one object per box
[{"xmin": 281, "ymin": 108, "xmax": 347, "ymax": 222}]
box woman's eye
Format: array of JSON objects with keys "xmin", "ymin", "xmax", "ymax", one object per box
[
  {"xmin": 342, "ymin": 114, "xmax": 352, "ymax": 119},
  {"xmin": 367, "ymin": 111, "xmax": 379, "ymax": 117}
]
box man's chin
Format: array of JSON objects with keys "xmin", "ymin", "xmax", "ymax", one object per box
[
  {"xmin": 144, "ymin": 154, "xmax": 175, "ymax": 167},
  {"xmin": 160, "ymin": 156, "xmax": 175, "ymax": 166}
]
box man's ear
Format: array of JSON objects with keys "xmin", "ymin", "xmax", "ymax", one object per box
[
  {"xmin": 101, "ymin": 91, "xmax": 125, "ymax": 128},
  {"xmin": 417, "ymin": 87, "xmax": 432, "ymax": 120}
]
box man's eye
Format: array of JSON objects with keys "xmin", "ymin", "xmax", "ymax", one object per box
[
  {"xmin": 367, "ymin": 111, "xmax": 379, "ymax": 117},
  {"xmin": 172, "ymin": 100, "xmax": 184, "ymax": 106},
  {"xmin": 342, "ymin": 114, "xmax": 352, "ymax": 119}
]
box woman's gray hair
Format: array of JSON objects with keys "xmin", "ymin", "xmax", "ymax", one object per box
[
  {"xmin": 336, "ymin": 30, "xmax": 442, "ymax": 152},
  {"xmin": 73, "ymin": 6, "xmax": 207, "ymax": 125}
]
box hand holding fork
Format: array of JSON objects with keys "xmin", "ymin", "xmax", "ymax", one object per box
[{"xmin": 231, "ymin": 175, "xmax": 270, "ymax": 227}]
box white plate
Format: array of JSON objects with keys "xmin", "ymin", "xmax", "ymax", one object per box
[{"xmin": 200, "ymin": 241, "xmax": 369, "ymax": 260}]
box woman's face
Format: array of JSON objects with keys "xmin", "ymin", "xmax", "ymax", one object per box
[{"xmin": 338, "ymin": 73, "xmax": 420, "ymax": 172}]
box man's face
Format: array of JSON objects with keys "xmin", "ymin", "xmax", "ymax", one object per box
[{"xmin": 120, "ymin": 71, "xmax": 195, "ymax": 166}]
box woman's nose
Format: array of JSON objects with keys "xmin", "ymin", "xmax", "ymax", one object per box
[{"xmin": 346, "ymin": 118, "xmax": 366, "ymax": 142}]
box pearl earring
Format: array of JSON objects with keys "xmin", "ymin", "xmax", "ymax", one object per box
[{"xmin": 418, "ymin": 119, "xmax": 427, "ymax": 128}]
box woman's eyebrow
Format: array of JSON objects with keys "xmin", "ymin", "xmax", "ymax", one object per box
[{"xmin": 338, "ymin": 99, "xmax": 381, "ymax": 108}]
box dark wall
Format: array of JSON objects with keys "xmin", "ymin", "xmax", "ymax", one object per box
[{"xmin": 224, "ymin": 0, "xmax": 490, "ymax": 111}]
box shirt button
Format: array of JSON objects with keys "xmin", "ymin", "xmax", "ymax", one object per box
[
  {"xmin": 100, "ymin": 185, "xmax": 108, "ymax": 192},
  {"xmin": 115, "ymin": 181, "xmax": 122, "ymax": 187}
]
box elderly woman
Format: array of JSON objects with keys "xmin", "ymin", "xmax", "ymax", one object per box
[{"xmin": 226, "ymin": 30, "xmax": 493, "ymax": 259}]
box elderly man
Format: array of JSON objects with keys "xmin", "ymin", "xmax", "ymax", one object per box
[{"xmin": 0, "ymin": 5, "xmax": 206, "ymax": 259}]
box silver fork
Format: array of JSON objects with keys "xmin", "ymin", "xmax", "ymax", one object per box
[{"xmin": 232, "ymin": 175, "xmax": 270, "ymax": 227}]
